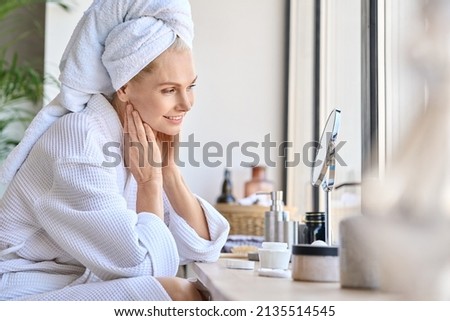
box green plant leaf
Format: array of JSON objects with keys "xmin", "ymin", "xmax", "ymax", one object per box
[
  {"xmin": 0, "ymin": 0, "xmax": 72, "ymax": 160},
  {"xmin": 0, "ymin": 0, "xmax": 70, "ymax": 20}
]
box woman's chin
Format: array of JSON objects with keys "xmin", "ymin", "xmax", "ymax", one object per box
[{"xmin": 158, "ymin": 127, "xmax": 181, "ymax": 137}]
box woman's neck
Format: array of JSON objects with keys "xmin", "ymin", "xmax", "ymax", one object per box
[{"xmin": 108, "ymin": 94, "xmax": 126, "ymax": 127}]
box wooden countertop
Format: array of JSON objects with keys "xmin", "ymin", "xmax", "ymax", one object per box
[{"xmin": 192, "ymin": 258, "xmax": 396, "ymax": 301}]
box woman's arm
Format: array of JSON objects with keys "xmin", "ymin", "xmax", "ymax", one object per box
[
  {"xmin": 162, "ymin": 166, "xmax": 211, "ymax": 240},
  {"xmin": 159, "ymin": 133, "xmax": 211, "ymax": 240}
]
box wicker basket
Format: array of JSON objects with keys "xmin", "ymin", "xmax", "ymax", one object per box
[{"xmin": 215, "ymin": 204, "xmax": 298, "ymax": 236}]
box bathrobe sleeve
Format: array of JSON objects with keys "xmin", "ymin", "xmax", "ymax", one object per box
[
  {"xmin": 164, "ymin": 195, "xmax": 230, "ymax": 265},
  {"xmin": 34, "ymin": 158, "xmax": 180, "ymax": 281}
]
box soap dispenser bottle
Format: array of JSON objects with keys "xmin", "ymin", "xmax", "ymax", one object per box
[
  {"xmin": 263, "ymin": 191, "xmax": 287, "ymax": 243},
  {"xmin": 260, "ymin": 191, "xmax": 297, "ymax": 247}
]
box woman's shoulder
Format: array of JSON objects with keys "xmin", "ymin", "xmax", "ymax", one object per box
[
  {"xmin": 37, "ymin": 94, "xmax": 121, "ymax": 159},
  {"xmin": 58, "ymin": 94, "xmax": 119, "ymax": 132}
]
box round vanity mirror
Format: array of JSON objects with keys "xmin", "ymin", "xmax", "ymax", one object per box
[{"xmin": 311, "ymin": 109, "xmax": 341, "ymax": 190}]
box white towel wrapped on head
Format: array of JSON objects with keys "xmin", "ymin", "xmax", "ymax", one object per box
[
  {"xmin": 103, "ymin": 16, "xmax": 178, "ymax": 91},
  {"xmin": 0, "ymin": 0, "xmax": 194, "ymax": 184}
]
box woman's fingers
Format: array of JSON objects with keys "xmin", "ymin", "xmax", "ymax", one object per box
[
  {"xmin": 126, "ymin": 104, "xmax": 146, "ymax": 144},
  {"xmin": 169, "ymin": 134, "xmax": 180, "ymax": 164},
  {"xmin": 123, "ymin": 105, "xmax": 132, "ymax": 167},
  {"xmin": 144, "ymin": 123, "xmax": 156, "ymax": 142},
  {"xmin": 126, "ymin": 104, "xmax": 135, "ymax": 136},
  {"xmin": 132, "ymin": 109, "xmax": 148, "ymax": 144},
  {"xmin": 144, "ymin": 123, "xmax": 162, "ymax": 167}
]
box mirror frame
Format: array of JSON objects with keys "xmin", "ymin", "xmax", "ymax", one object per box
[{"xmin": 311, "ymin": 108, "xmax": 341, "ymax": 191}]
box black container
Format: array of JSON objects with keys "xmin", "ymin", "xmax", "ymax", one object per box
[
  {"xmin": 216, "ymin": 169, "xmax": 236, "ymax": 204},
  {"xmin": 303, "ymin": 212, "xmax": 326, "ymax": 244}
]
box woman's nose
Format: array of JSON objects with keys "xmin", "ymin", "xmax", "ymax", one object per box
[{"xmin": 177, "ymin": 92, "xmax": 193, "ymax": 111}]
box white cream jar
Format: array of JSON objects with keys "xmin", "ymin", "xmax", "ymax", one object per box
[{"xmin": 258, "ymin": 242, "xmax": 291, "ymax": 270}]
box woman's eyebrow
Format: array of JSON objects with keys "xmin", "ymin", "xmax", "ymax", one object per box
[{"xmin": 158, "ymin": 75, "xmax": 198, "ymax": 86}]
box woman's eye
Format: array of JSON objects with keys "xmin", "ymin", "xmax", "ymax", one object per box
[
  {"xmin": 162, "ymin": 88, "xmax": 176, "ymax": 94},
  {"xmin": 187, "ymin": 84, "xmax": 197, "ymax": 91}
]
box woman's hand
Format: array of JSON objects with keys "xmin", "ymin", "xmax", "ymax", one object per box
[
  {"xmin": 124, "ymin": 104, "xmax": 163, "ymax": 218},
  {"xmin": 124, "ymin": 104, "xmax": 163, "ymax": 185}
]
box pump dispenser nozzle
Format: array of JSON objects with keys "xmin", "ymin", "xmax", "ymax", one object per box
[
  {"xmin": 258, "ymin": 190, "xmax": 282, "ymax": 209},
  {"xmin": 268, "ymin": 191, "xmax": 284, "ymax": 212}
]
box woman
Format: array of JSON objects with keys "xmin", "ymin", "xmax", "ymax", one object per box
[{"xmin": 0, "ymin": 0, "xmax": 229, "ymax": 300}]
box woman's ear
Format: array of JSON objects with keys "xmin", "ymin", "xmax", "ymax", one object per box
[{"xmin": 116, "ymin": 84, "xmax": 130, "ymax": 103}]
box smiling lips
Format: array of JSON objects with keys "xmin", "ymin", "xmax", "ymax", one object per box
[
  {"xmin": 163, "ymin": 115, "xmax": 184, "ymax": 124},
  {"xmin": 164, "ymin": 115, "xmax": 184, "ymax": 120}
]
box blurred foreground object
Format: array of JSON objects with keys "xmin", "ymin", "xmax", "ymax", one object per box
[{"xmin": 340, "ymin": 0, "xmax": 450, "ymax": 299}]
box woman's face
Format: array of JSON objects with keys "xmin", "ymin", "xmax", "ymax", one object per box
[{"xmin": 119, "ymin": 49, "xmax": 197, "ymax": 136}]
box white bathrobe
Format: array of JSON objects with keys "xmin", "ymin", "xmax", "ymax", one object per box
[{"xmin": 0, "ymin": 94, "xmax": 229, "ymax": 300}]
